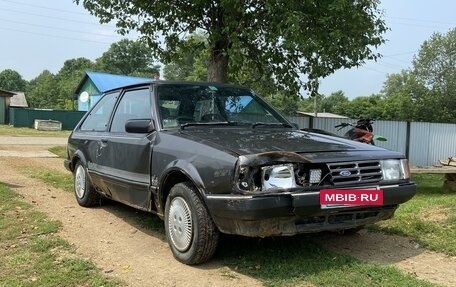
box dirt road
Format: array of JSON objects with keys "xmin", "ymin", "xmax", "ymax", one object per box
[{"xmin": 1, "ymin": 136, "xmax": 456, "ymax": 286}]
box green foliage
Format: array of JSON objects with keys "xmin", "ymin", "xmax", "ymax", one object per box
[
  {"xmin": 0, "ymin": 69, "xmax": 27, "ymax": 91},
  {"xmin": 56, "ymin": 57, "xmax": 95, "ymax": 109},
  {"xmin": 77, "ymin": 0, "xmax": 387, "ymax": 94},
  {"xmin": 26, "ymin": 70, "xmax": 60, "ymax": 109},
  {"xmin": 95, "ymin": 39, "xmax": 160, "ymax": 77},
  {"xmin": 320, "ymin": 90, "xmax": 349, "ymax": 114},
  {"xmin": 163, "ymin": 34, "xmax": 207, "ymax": 81}
]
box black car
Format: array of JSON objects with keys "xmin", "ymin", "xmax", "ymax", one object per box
[{"xmin": 65, "ymin": 81, "xmax": 416, "ymax": 265}]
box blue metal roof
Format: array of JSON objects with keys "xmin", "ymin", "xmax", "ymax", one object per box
[{"xmin": 85, "ymin": 71, "xmax": 152, "ymax": 93}]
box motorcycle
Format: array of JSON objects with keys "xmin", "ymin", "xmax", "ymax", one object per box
[{"xmin": 334, "ymin": 118, "xmax": 386, "ymax": 145}]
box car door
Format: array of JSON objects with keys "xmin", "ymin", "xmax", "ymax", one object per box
[
  {"xmin": 97, "ymin": 87, "xmax": 155, "ymax": 210},
  {"xmin": 76, "ymin": 91, "xmax": 120, "ymax": 189}
]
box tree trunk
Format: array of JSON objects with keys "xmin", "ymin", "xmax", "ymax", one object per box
[{"xmin": 207, "ymin": 48, "xmax": 228, "ymax": 83}]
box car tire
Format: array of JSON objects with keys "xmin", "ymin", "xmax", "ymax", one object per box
[
  {"xmin": 165, "ymin": 182, "xmax": 219, "ymax": 265},
  {"xmin": 73, "ymin": 161, "xmax": 101, "ymax": 207}
]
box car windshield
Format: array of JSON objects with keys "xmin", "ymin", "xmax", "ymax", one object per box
[{"xmin": 157, "ymin": 84, "xmax": 286, "ymax": 128}]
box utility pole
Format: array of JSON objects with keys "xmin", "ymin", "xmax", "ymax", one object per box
[{"xmin": 310, "ymin": 79, "xmax": 319, "ymax": 117}]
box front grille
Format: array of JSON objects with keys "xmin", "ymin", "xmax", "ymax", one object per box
[{"xmin": 327, "ymin": 160, "xmax": 382, "ymax": 185}]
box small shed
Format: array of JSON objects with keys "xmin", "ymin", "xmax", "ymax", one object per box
[
  {"xmin": 74, "ymin": 71, "xmax": 152, "ymax": 111},
  {"xmin": 0, "ymin": 89, "xmax": 28, "ymax": 124}
]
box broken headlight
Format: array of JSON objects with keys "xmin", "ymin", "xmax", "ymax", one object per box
[
  {"xmin": 381, "ymin": 159, "xmax": 410, "ymax": 181},
  {"xmin": 261, "ymin": 164, "xmax": 297, "ymax": 191}
]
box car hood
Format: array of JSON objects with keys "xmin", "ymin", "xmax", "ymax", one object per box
[{"xmin": 176, "ymin": 127, "xmax": 396, "ymax": 158}]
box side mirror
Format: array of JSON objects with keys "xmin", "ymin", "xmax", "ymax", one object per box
[{"xmin": 125, "ymin": 119, "xmax": 155, "ymax": 133}]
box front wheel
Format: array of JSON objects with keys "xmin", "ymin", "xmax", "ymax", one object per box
[
  {"xmin": 165, "ymin": 182, "xmax": 219, "ymax": 265},
  {"xmin": 74, "ymin": 161, "xmax": 101, "ymax": 207}
]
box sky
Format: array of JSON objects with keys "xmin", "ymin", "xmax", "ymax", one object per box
[{"xmin": 1, "ymin": 0, "xmax": 456, "ymax": 98}]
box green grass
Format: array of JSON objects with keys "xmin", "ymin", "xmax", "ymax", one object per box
[
  {"xmin": 371, "ymin": 174, "xmax": 456, "ymax": 256},
  {"xmin": 0, "ymin": 183, "xmax": 123, "ymax": 287},
  {"xmin": 0, "ymin": 125, "xmax": 70, "ymax": 137},
  {"xmin": 48, "ymin": 146, "xmax": 67, "ymax": 158},
  {"xmin": 21, "ymin": 167, "xmax": 74, "ymax": 192},
  {"xmin": 218, "ymin": 236, "xmax": 438, "ymax": 287}
]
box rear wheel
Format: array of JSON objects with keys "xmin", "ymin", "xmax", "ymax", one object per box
[
  {"xmin": 74, "ymin": 161, "xmax": 101, "ymax": 207},
  {"xmin": 165, "ymin": 182, "xmax": 219, "ymax": 265}
]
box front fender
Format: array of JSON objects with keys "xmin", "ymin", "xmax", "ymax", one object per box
[
  {"xmin": 153, "ymin": 160, "xmax": 206, "ymax": 217},
  {"xmin": 158, "ymin": 159, "xmax": 206, "ymax": 193}
]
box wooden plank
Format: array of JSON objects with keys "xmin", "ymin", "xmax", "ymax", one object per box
[
  {"xmin": 411, "ymin": 166, "xmax": 456, "ymax": 174},
  {"xmin": 439, "ymin": 158, "xmax": 456, "ymax": 167}
]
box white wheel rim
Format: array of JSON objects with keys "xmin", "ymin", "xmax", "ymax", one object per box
[
  {"xmin": 168, "ymin": 197, "xmax": 193, "ymax": 252},
  {"xmin": 75, "ymin": 165, "xmax": 86, "ymax": 199}
]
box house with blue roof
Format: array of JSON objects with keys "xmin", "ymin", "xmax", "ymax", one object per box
[{"xmin": 74, "ymin": 71, "xmax": 151, "ymax": 111}]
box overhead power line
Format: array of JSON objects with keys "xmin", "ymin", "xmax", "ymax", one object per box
[
  {"xmin": 0, "ymin": 18, "xmax": 127, "ymax": 39},
  {"xmin": 386, "ymin": 16, "xmax": 456, "ymax": 26},
  {"xmin": 0, "ymin": 25, "xmax": 114, "ymax": 45},
  {"xmin": 0, "ymin": 0, "xmax": 87, "ymax": 15},
  {"xmin": 388, "ymin": 21, "xmax": 454, "ymax": 30},
  {"xmin": 382, "ymin": 51, "xmax": 418, "ymax": 57},
  {"xmin": 0, "ymin": 7, "xmax": 117, "ymax": 28}
]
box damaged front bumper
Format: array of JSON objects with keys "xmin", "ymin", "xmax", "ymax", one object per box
[{"xmin": 204, "ymin": 183, "xmax": 416, "ymax": 237}]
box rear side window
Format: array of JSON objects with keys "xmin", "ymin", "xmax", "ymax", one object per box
[
  {"xmin": 80, "ymin": 92, "xmax": 119, "ymax": 131},
  {"xmin": 110, "ymin": 89, "xmax": 151, "ymax": 133}
]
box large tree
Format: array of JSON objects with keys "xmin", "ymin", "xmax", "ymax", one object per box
[
  {"xmin": 0, "ymin": 69, "xmax": 27, "ymax": 91},
  {"xmin": 76, "ymin": 0, "xmax": 387, "ymax": 94},
  {"xmin": 95, "ymin": 39, "xmax": 160, "ymax": 77}
]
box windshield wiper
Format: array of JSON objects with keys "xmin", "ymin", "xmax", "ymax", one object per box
[
  {"xmin": 180, "ymin": 121, "xmax": 239, "ymax": 130},
  {"xmin": 251, "ymin": 122, "xmax": 293, "ymax": 129}
]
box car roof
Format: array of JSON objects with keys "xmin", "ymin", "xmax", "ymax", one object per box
[{"xmin": 103, "ymin": 80, "xmax": 251, "ymax": 94}]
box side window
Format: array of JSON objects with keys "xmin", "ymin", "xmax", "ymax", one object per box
[
  {"xmin": 111, "ymin": 89, "xmax": 151, "ymax": 133},
  {"xmin": 80, "ymin": 92, "xmax": 119, "ymax": 131}
]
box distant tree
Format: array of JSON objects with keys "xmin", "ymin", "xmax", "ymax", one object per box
[
  {"xmin": 339, "ymin": 94, "xmax": 385, "ymax": 119},
  {"xmin": 380, "ymin": 71, "xmax": 417, "ymax": 121},
  {"xmin": 320, "ymin": 91, "xmax": 349, "ymax": 114},
  {"xmin": 0, "ymin": 69, "xmax": 27, "ymax": 91},
  {"xmin": 56, "ymin": 58, "xmax": 95, "ymax": 109},
  {"xmin": 410, "ymin": 29, "xmax": 456, "ymax": 122},
  {"xmin": 26, "ymin": 70, "xmax": 59, "ymax": 109},
  {"xmin": 95, "ymin": 39, "xmax": 160, "ymax": 77},
  {"xmin": 378, "ymin": 28, "xmax": 456, "ymax": 123},
  {"xmin": 77, "ymin": 0, "xmax": 387, "ymax": 95},
  {"xmin": 381, "ymin": 70, "xmax": 411, "ymax": 99}
]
